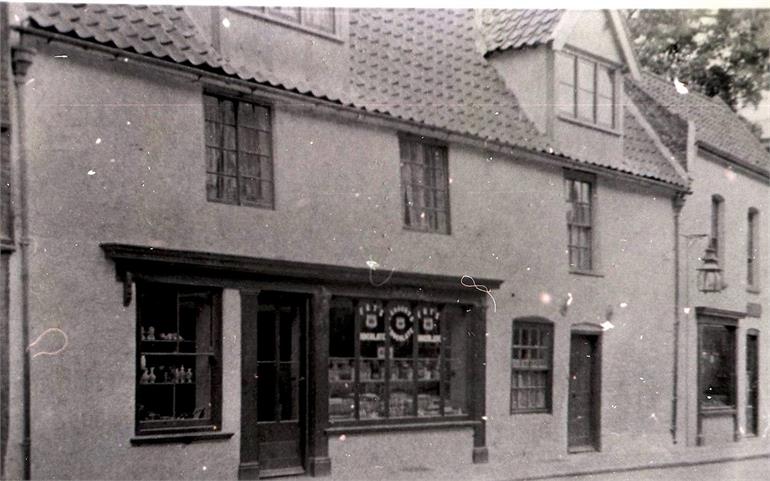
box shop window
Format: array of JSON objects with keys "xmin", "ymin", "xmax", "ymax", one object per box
[
  {"xmin": 555, "ymin": 51, "xmax": 616, "ymax": 129},
  {"xmin": 328, "ymin": 298, "xmax": 469, "ymax": 422},
  {"xmin": 699, "ymin": 322, "xmax": 736, "ymax": 409},
  {"xmin": 510, "ymin": 319, "xmax": 553, "ymax": 413},
  {"xmin": 400, "ymin": 136, "xmax": 451, "ymax": 234},
  {"xmin": 204, "ymin": 93, "xmax": 273, "ymax": 208},
  {"xmin": 747, "ymin": 208, "xmax": 759, "ymax": 290},
  {"xmin": 136, "ymin": 283, "xmax": 222, "ymax": 435},
  {"xmin": 565, "ymin": 170, "xmax": 595, "ymax": 272},
  {"xmin": 243, "ymin": 7, "xmax": 336, "ymax": 34}
]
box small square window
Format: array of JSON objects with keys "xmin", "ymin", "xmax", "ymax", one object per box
[
  {"xmin": 511, "ymin": 319, "xmax": 553, "ymax": 414},
  {"xmin": 136, "ymin": 283, "xmax": 222, "ymax": 435}
]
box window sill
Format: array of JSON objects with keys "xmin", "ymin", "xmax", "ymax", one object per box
[
  {"xmin": 228, "ymin": 7, "xmax": 344, "ymax": 44},
  {"xmin": 747, "ymin": 287, "xmax": 761, "ymax": 295},
  {"xmin": 207, "ymin": 197, "xmax": 274, "ymax": 210},
  {"xmin": 700, "ymin": 406, "xmax": 736, "ymax": 417},
  {"xmin": 403, "ymin": 225, "xmax": 451, "ymax": 236},
  {"xmin": 569, "ymin": 269, "xmax": 604, "ymax": 278},
  {"xmin": 557, "ymin": 114, "xmax": 621, "ymax": 137},
  {"xmin": 130, "ymin": 431, "xmax": 234, "ymax": 445},
  {"xmin": 510, "ymin": 408, "xmax": 551, "ymax": 415},
  {"xmin": 326, "ymin": 418, "xmax": 478, "ymax": 435}
]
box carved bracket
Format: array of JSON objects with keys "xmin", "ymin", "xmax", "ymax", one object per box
[{"xmin": 122, "ymin": 271, "xmax": 133, "ymax": 307}]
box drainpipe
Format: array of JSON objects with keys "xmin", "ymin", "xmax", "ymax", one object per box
[
  {"xmin": 11, "ymin": 44, "xmax": 35, "ymax": 481},
  {"xmin": 671, "ymin": 192, "xmax": 686, "ymax": 443}
]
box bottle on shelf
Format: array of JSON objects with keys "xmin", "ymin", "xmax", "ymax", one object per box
[
  {"xmin": 147, "ymin": 326, "xmax": 155, "ymax": 340},
  {"xmin": 185, "ymin": 368, "xmax": 193, "ymax": 383},
  {"xmin": 148, "ymin": 367, "xmax": 156, "ymax": 383},
  {"xmin": 140, "ymin": 368, "xmax": 150, "ymax": 384}
]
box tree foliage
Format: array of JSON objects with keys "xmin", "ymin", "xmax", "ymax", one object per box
[{"xmin": 627, "ymin": 9, "xmax": 770, "ymax": 111}]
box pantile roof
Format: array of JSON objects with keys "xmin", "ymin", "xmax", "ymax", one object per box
[
  {"xmin": 479, "ymin": 9, "xmax": 563, "ymax": 56},
  {"xmin": 630, "ymin": 72, "xmax": 770, "ymax": 174},
  {"xmin": 22, "ymin": 5, "xmax": 686, "ymax": 187},
  {"xmin": 621, "ymin": 108, "xmax": 682, "ymax": 186}
]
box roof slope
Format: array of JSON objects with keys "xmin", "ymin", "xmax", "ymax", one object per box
[
  {"xmin": 348, "ymin": 9, "xmax": 544, "ymax": 150},
  {"xmin": 621, "ymin": 108, "xmax": 682, "ymax": 186},
  {"xmin": 631, "ymin": 72, "xmax": 770, "ymax": 173},
  {"xmin": 479, "ymin": 9, "xmax": 563, "ymax": 56},
  {"xmin": 22, "ymin": 4, "xmax": 686, "ymax": 187}
]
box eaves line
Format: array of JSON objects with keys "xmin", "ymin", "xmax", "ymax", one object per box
[
  {"xmin": 696, "ymin": 142, "xmax": 770, "ymax": 185},
  {"xmin": 15, "ymin": 25, "xmax": 687, "ymax": 194}
]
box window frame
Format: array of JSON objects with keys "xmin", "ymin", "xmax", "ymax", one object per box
[
  {"xmin": 233, "ymin": 6, "xmax": 340, "ymax": 39},
  {"xmin": 399, "ymin": 135, "xmax": 452, "ymax": 235},
  {"xmin": 510, "ymin": 318, "xmax": 554, "ymax": 415},
  {"xmin": 134, "ymin": 281, "xmax": 223, "ymax": 437},
  {"xmin": 697, "ymin": 316, "xmax": 737, "ymax": 412},
  {"xmin": 555, "ymin": 50, "xmax": 617, "ymax": 131},
  {"xmin": 327, "ymin": 297, "xmax": 473, "ymax": 426},
  {"xmin": 710, "ymin": 195, "xmax": 725, "ymax": 262},
  {"xmin": 565, "ymin": 169, "xmax": 597, "ymax": 273},
  {"xmin": 204, "ymin": 92, "xmax": 275, "ymax": 209},
  {"xmin": 747, "ymin": 208, "xmax": 760, "ymax": 291}
]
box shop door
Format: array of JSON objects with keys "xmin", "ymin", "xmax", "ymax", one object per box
[
  {"xmin": 746, "ymin": 332, "xmax": 759, "ymax": 436},
  {"xmin": 568, "ymin": 334, "xmax": 600, "ymax": 452},
  {"xmin": 241, "ymin": 292, "xmax": 307, "ymax": 479}
]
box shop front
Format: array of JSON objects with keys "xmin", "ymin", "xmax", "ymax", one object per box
[{"xmin": 102, "ymin": 243, "xmax": 500, "ymax": 479}]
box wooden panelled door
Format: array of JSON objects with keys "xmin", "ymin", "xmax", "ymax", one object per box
[
  {"xmin": 568, "ymin": 334, "xmax": 600, "ymax": 452},
  {"xmin": 746, "ymin": 332, "xmax": 759, "ymax": 436},
  {"xmin": 241, "ymin": 292, "xmax": 308, "ymax": 479}
]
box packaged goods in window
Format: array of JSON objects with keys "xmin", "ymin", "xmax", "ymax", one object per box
[
  {"xmin": 359, "ymin": 393, "xmax": 383, "ymax": 419},
  {"xmin": 328, "ymin": 297, "xmax": 472, "ymax": 423}
]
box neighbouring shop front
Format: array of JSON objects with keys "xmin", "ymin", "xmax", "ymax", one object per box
[{"xmin": 102, "ymin": 243, "xmax": 500, "ymax": 479}]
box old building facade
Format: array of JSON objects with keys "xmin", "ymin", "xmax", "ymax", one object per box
[{"xmin": 0, "ymin": 5, "xmax": 767, "ymax": 481}]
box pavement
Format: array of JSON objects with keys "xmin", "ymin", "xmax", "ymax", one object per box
[{"xmin": 552, "ymin": 456, "xmax": 770, "ymax": 481}]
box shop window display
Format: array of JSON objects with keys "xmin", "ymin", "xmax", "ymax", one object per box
[{"xmin": 328, "ymin": 297, "xmax": 469, "ymax": 423}]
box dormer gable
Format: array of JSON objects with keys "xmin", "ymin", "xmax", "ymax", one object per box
[{"xmin": 481, "ymin": 9, "xmax": 639, "ymax": 137}]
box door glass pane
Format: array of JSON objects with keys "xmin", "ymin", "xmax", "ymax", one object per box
[
  {"xmin": 257, "ymin": 363, "xmax": 277, "ymax": 421},
  {"xmin": 257, "ymin": 313, "xmax": 276, "ymax": 362},
  {"xmin": 278, "ymin": 362, "xmax": 298, "ymax": 421}
]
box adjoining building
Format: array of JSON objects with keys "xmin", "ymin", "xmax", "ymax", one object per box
[{"xmin": 0, "ymin": 6, "xmax": 767, "ymax": 480}]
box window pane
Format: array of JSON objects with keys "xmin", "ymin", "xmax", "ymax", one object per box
[
  {"xmin": 267, "ymin": 7, "xmax": 300, "ymax": 22},
  {"xmin": 577, "ymin": 59, "xmax": 595, "ymax": 93},
  {"xmin": 257, "ymin": 363, "xmax": 277, "ymax": 421},
  {"xmin": 137, "ymin": 285, "xmax": 218, "ymax": 433},
  {"xmin": 597, "ymin": 66, "xmax": 613, "ymax": 99},
  {"xmin": 511, "ymin": 322, "xmax": 552, "ymax": 412},
  {"xmin": 577, "ymin": 88, "xmax": 594, "ymax": 121},
  {"xmin": 700, "ymin": 324, "xmax": 735, "ymax": 408},
  {"xmin": 302, "ymin": 7, "xmax": 335, "ymax": 32},
  {"xmin": 206, "ymin": 174, "xmax": 237, "ymax": 203},
  {"xmin": 239, "ymin": 153, "xmax": 259, "ymax": 178},
  {"xmin": 597, "ymin": 96, "xmax": 613, "ymax": 127}
]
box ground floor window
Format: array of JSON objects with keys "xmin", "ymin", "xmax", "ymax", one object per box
[
  {"xmin": 136, "ymin": 282, "xmax": 222, "ymax": 435},
  {"xmin": 699, "ymin": 322, "xmax": 736, "ymax": 409},
  {"xmin": 328, "ymin": 298, "xmax": 470, "ymax": 422},
  {"xmin": 510, "ymin": 318, "xmax": 553, "ymax": 413}
]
